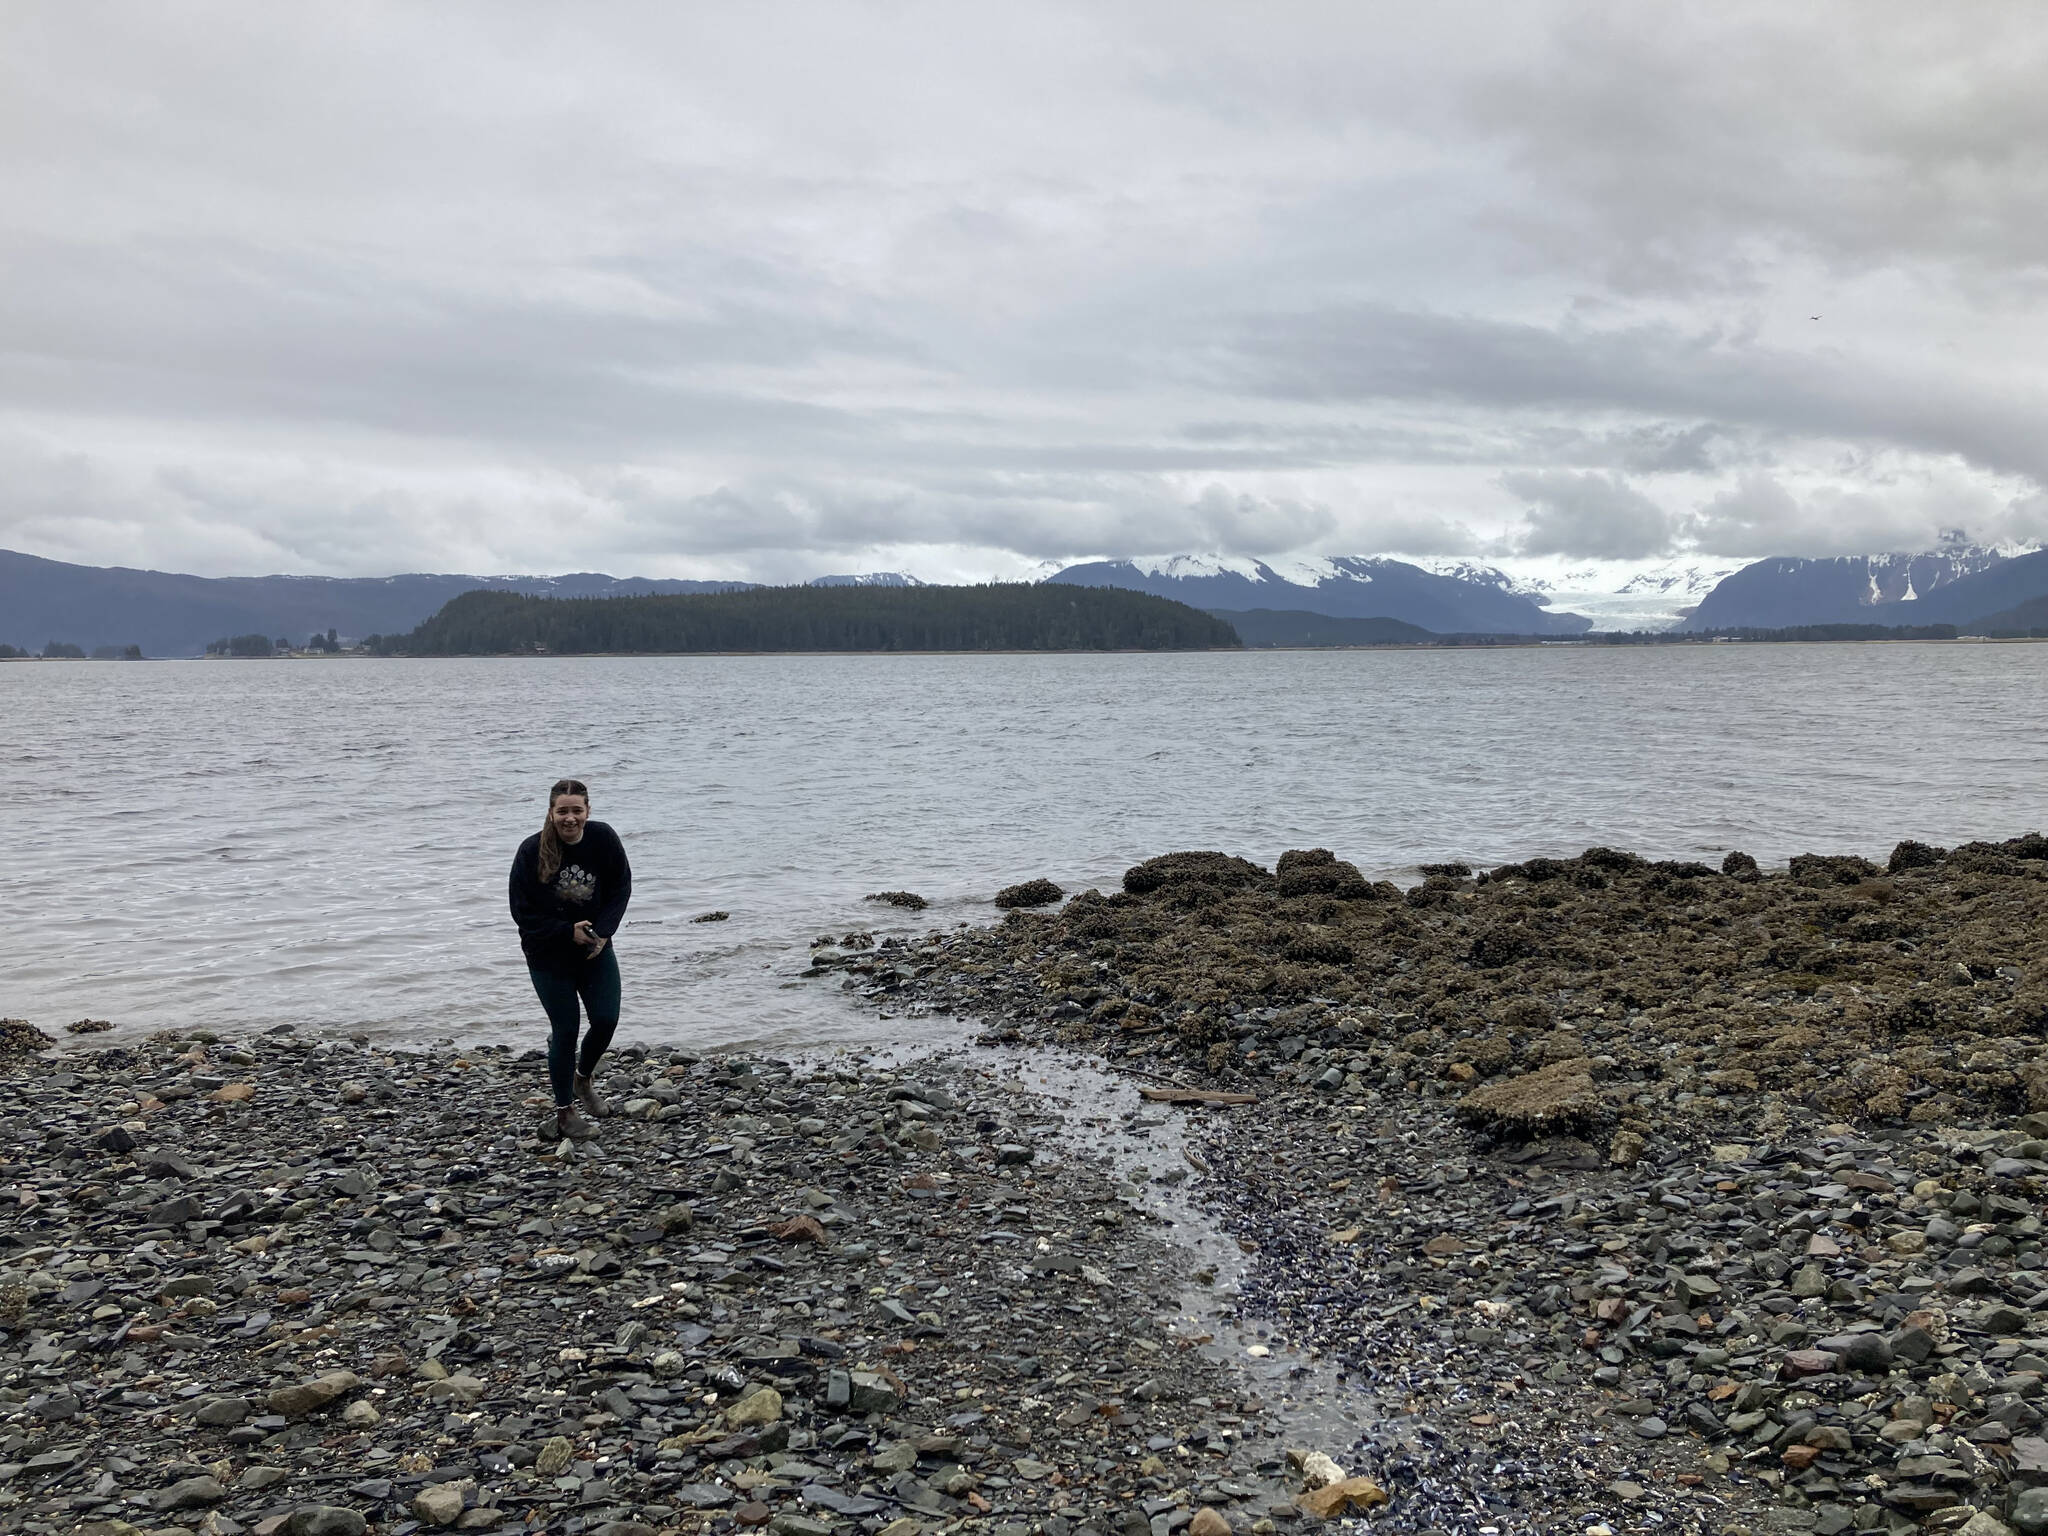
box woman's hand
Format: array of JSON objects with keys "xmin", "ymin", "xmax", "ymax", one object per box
[{"xmin": 573, "ymin": 920, "xmax": 599, "ymax": 948}]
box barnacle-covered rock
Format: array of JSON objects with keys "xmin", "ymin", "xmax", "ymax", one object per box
[{"xmin": 994, "ymin": 878, "xmax": 1065, "ymax": 909}]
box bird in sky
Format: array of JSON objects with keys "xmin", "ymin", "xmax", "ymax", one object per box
[{"xmin": 1810, "ymin": 314, "xmax": 1821, "ymax": 320}]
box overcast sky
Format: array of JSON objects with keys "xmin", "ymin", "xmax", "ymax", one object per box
[{"xmin": 4, "ymin": 2, "xmax": 2047, "ymax": 582}]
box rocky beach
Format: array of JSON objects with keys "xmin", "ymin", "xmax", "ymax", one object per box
[
  {"xmin": 0, "ymin": 1023, "xmax": 1354, "ymax": 1536},
  {"xmin": 6, "ymin": 831, "xmax": 2048, "ymax": 1536},
  {"xmin": 810, "ymin": 834, "xmax": 2048, "ymax": 1535}
]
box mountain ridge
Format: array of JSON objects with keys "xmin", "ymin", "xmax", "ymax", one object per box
[
  {"xmin": 0, "ymin": 549, "xmax": 913, "ymax": 656},
  {"xmin": 1681, "ymin": 546, "xmax": 2035, "ymax": 630},
  {"xmin": 1047, "ymin": 555, "xmax": 1593, "ymax": 635},
  {"xmin": 11, "ymin": 540, "xmax": 2048, "ymax": 656}
]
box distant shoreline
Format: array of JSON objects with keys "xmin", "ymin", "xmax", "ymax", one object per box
[{"xmin": 9, "ymin": 633, "xmax": 2046, "ymax": 662}]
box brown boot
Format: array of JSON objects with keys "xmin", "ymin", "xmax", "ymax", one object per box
[
  {"xmin": 551, "ymin": 1105, "xmax": 597, "ymax": 1141},
  {"xmin": 574, "ymin": 1073, "xmax": 608, "ymax": 1120}
]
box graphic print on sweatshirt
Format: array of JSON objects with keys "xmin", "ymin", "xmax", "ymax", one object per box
[{"xmin": 554, "ymin": 863, "xmax": 597, "ymax": 905}]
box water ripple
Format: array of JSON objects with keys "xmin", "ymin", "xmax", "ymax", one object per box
[{"xmin": 6, "ymin": 645, "xmax": 2044, "ymax": 1050}]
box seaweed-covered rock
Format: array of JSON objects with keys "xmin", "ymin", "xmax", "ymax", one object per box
[
  {"xmin": 1275, "ymin": 848, "xmax": 1372, "ymax": 898},
  {"xmin": 994, "ymin": 878, "xmax": 1064, "ymax": 909},
  {"xmin": 1468, "ymin": 923, "xmax": 1545, "ymax": 968},
  {"xmin": 1405, "ymin": 876, "xmax": 1462, "ymax": 909},
  {"xmin": 1490, "ymin": 856, "xmax": 1567, "ymax": 883},
  {"xmin": 1276, "ymin": 847, "xmax": 1336, "ymax": 875},
  {"xmin": 1948, "ymin": 842, "xmax": 2027, "ymax": 876},
  {"xmin": 1455, "ymin": 1059, "xmax": 1606, "ymax": 1138},
  {"xmin": 865, "ymin": 890, "xmax": 928, "ymax": 910},
  {"xmin": 0, "ymin": 1018, "xmax": 53, "ymax": 1062},
  {"xmin": 1579, "ymin": 847, "xmax": 1644, "ymax": 874},
  {"xmin": 1122, "ymin": 851, "xmax": 1270, "ymax": 895},
  {"xmin": 1649, "ymin": 859, "xmax": 1715, "ymax": 879},
  {"xmin": 842, "ymin": 832, "xmax": 2048, "ymax": 1131},
  {"xmin": 1788, "ymin": 852, "xmax": 1882, "ymax": 886},
  {"xmin": 1888, "ymin": 839, "xmax": 1947, "ymax": 873},
  {"xmin": 1281, "ymin": 932, "xmax": 1353, "ymax": 966},
  {"xmin": 1721, "ymin": 849, "xmax": 1759, "ymax": 878}
]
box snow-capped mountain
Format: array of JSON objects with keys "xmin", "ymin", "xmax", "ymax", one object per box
[
  {"xmin": 806, "ymin": 572, "xmax": 925, "ymax": 588},
  {"xmin": 1045, "ymin": 555, "xmax": 1593, "ymax": 635},
  {"xmin": 1682, "ymin": 545, "xmax": 2036, "ymax": 630},
  {"xmin": 1046, "ymin": 546, "xmax": 2048, "ymax": 634},
  {"xmin": 1397, "ymin": 555, "xmax": 1754, "ymax": 631},
  {"xmin": 1044, "ymin": 552, "xmax": 1760, "ymax": 633}
]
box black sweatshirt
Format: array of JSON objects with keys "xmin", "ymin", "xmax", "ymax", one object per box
[{"xmin": 509, "ymin": 821, "xmax": 633, "ymax": 971}]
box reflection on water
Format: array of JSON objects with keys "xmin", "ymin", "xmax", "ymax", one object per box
[{"xmin": 7, "ymin": 644, "xmax": 2044, "ymax": 1050}]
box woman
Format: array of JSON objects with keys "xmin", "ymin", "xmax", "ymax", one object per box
[{"xmin": 509, "ymin": 778, "xmax": 632, "ymax": 1140}]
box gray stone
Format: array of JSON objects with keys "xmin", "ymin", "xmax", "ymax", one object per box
[
  {"xmin": 1674, "ymin": 1273, "xmax": 1722, "ymax": 1306},
  {"xmin": 153, "ymin": 1476, "xmax": 227, "ymax": 1510},
  {"xmin": 2013, "ymin": 1486, "xmax": 2048, "ymax": 1536},
  {"xmin": 1892, "ymin": 1326, "xmax": 1938, "ymax": 1363},
  {"xmin": 193, "ymin": 1396, "xmax": 252, "ymax": 1426},
  {"xmin": 1833, "ymin": 1332, "xmax": 1894, "ymax": 1374},
  {"xmin": 413, "ymin": 1483, "xmax": 466, "ymax": 1526},
  {"xmin": 284, "ymin": 1508, "xmax": 369, "ymax": 1536},
  {"xmin": 847, "ymin": 1371, "xmax": 902, "ymax": 1414}
]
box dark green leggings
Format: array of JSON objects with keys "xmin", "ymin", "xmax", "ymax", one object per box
[{"xmin": 528, "ymin": 947, "xmax": 620, "ymax": 1106}]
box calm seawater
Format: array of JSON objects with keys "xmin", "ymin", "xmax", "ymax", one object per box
[{"xmin": 6, "ymin": 646, "xmax": 2045, "ymax": 1052}]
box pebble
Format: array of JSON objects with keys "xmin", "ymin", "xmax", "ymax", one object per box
[
  {"xmin": 0, "ymin": 1026, "xmax": 1314, "ymax": 1536},
  {"xmin": 411, "ymin": 1482, "xmax": 466, "ymax": 1525},
  {"xmin": 825, "ymin": 835, "xmax": 2048, "ymax": 1533},
  {"xmin": 12, "ymin": 834, "xmax": 2042, "ymax": 1536}
]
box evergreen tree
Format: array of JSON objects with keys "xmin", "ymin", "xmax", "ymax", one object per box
[{"xmin": 379, "ymin": 584, "xmax": 1241, "ymax": 655}]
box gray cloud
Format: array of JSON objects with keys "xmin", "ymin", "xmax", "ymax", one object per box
[
  {"xmin": 1225, "ymin": 303, "xmax": 2048, "ymax": 489},
  {"xmin": 0, "ymin": 3, "xmax": 2041, "ymax": 576},
  {"xmin": 1502, "ymin": 470, "xmax": 1676, "ymax": 559},
  {"xmin": 1686, "ymin": 471, "xmax": 2048, "ymax": 559},
  {"xmin": 1464, "ymin": 5, "xmax": 2048, "ymax": 294}
]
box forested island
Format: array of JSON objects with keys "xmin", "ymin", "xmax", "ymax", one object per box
[
  {"xmin": 1212, "ymin": 608, "xmax": 1436, "ymax": 647},
  {"xmin": 370, "ymin": 583, "xmax": 1241, "ymax": 654}
]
